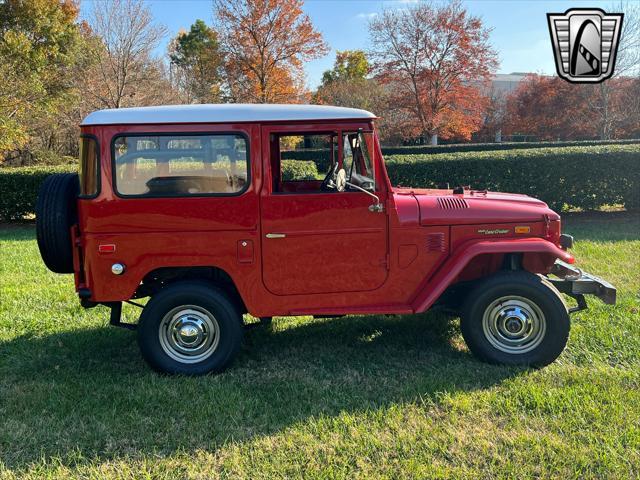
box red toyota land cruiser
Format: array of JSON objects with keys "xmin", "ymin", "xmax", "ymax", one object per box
[{"xmin": 35, "ymin": 104, "xmax": 616, "ymax": 375}]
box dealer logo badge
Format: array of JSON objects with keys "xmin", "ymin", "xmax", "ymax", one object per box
[{"xmin": 547, "ymin": 8, "xmax": 623, "ymax": 83}]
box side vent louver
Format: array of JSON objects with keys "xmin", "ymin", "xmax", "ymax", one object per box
[
  {"xmin": 427, "ymin": 232, "xmax": 446, "ymax": 252},
  {"xmin": 436, "ymin": 197, "xmax": 469, "ymax": 210}
]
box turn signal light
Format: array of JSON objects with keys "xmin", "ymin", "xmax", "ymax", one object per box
[
  {"xmin": 515, "ymin": 226, "xmax": 531, "ymax": 234},
  {"xmin": 98, "ymin": 244, "xmax": 116, "ymax": 253}
]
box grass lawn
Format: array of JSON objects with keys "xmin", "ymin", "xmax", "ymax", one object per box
[{"xmin": 1, "ymin": 211, "xmax": 639, "ymax": 479}]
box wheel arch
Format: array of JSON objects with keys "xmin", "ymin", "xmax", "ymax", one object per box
[
  {"xmin": 411, "ymin": 238, "xmax": 573, "ymax": 313},
  {"xmin": 136, "ymin": 265, "xmax": 247, "ymax": 314}
]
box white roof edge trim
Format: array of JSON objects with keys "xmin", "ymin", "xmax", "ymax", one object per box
[{"xmin": 81, "ymin": 104, "xmax": 377, "ymax": 126}]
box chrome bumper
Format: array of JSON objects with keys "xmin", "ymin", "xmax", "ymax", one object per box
[{"xmin": 547, "ymin": 260, "xmax": 617, "ymax": 312}]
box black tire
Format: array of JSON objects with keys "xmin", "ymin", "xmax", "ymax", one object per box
[
  {"xmin": 35, "ymin": 173, "xmax": 79, "ymax": 273},
  {"xmin": 460, "ymin": 271, "xmax": 569, "ymax": 367},
  {"xmin": 137, "ymin": 281, "xmax": 243, "ymax": 375}
]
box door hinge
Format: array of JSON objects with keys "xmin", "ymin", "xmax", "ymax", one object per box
[{"xmin": 375, "ymin": 253, "xmax": 390, "ymax": 270}]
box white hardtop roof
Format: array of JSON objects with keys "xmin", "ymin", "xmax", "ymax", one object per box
[{"xmin": 81, "ymin": 104, "xmax": 376, "ymax": 126}]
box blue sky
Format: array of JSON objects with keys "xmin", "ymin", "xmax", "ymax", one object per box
[{"xmin": 80, "ymin": 0, "xmax": 616, "ymax": 88}]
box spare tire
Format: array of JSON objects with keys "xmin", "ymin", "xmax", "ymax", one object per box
[{"xmin": 36, "ymin": 173, "xmax": 79, "ymax": 273}]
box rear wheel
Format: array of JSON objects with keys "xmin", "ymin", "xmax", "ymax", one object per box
[
  {"xmin": 137, "ymin": 281, "xmax": 243, "ymax": 375},
  {"xmin": 460, "ymin": 271, "xmax": 569, "ymax": 367}
]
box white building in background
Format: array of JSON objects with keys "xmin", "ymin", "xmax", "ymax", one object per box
[
  {"xmin": 484, "ymin": 73, "xmax": 544, "ymax": 142},
  {"xmin": 490, "ymin": 72, "xmax": 530, "ymax": 94}
]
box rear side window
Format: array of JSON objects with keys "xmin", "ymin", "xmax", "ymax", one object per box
[
  {"xmin": 113, "ymin": 133, "xmax": 249, "ymax": 197},
  {"xmin": 79, "ymin": 136, "xmax": 99, "ymax": 197}
]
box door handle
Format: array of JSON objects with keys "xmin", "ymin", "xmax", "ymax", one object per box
[{"xmin": 265, "ymin": 233, "xmax": 286, "ymax": 239}]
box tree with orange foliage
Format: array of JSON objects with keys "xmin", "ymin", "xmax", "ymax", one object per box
[
  {"xmin": 504, "ymin": 75, "xmax": 607, "ymax": 141},
  {"xmin": 369, "ymin": 1, "xmax": 498, "ymax": 145},
  {"xmin": 504, "ymin": 74, "xmax": 639, "ymax": 141},
  {"xmin": 213, "ymin": 0, "xmax": 328, "ymax": 103}
]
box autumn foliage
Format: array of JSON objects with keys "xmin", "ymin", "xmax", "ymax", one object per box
[
  {"xmin": 503, "ymin": 75, "xmax": 640, "ymax": 141},
  {"xmin": 1, "ymin": 0, "xmax": 638, "ymax": 164},
  {"xmin": 369, "ymin": 1, "xmax": 498, "ymax": 144},
  {"xmin": 0, "ymin": 0, "xmax": 84, "ymax": 159},
  {"xmin": 503, "ymin": 75, "xmax": 593, "ymax": 140},
  {"xmin": 213, "ymin": 0, "xmax": 328, "ymax": 103}
]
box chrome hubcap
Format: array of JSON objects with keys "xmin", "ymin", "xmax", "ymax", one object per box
[
  {"xmin": 159, "ymin": 306, "xmax": 220, "ymax": 363},
  {"xmin": 482, "ymin": 296, "xmax": 546, "ymax": 354}
]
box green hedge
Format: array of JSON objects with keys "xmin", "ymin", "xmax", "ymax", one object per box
[
  {"xmin": 1, "ymin": 144, "xmax": 638, "ymax": 221},
  {"xmin": 0, "ymin": 165, "xmax": 76, "ymax": 221},
  {"xmin": 380, "ymin": 138, "xmax": 640, "ymax": 156},
  {"xmin": 0, "ymin": 162, "xmax": 321, "ymax": 221},
  {"xmin": 281, "ymin": 160, "xmax": 319, "ymax": 181},
  {"xmin": 385, "ymin": 144, "xmax": 640, "ymax": 211},
  {"xmin": 280, "ymin": 138, "xmax": 640, "ymax": 161}
]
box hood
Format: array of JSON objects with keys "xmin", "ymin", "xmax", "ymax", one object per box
[{"xmin": 392, "ymin": 188, "xmax": 559, "ymax": 226}]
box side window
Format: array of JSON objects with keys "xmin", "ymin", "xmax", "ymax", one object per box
[
  {"xmin": 113, "ymin": 133, "xmax": 248, "ymax": 197},
  {"xmin": 273, "ymin": 133, "xmax": 337, "ymax": 192},
  {"xmin": 79, "ymin": 136, "xmax": 99, "ymax": 197}
]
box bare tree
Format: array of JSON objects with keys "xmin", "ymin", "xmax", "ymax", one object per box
[
  {"xmin": 613, "ymin": 1, "xmax": 640, "ymax": 76},
  {"xmin": 477, "ymin": 86, "xmax": 509, "ymax": 142},
  {"xmin": 583, "ymin": 1, "xmax": 640, "ymax": 139},
  {"xmin": 82, "ymin": 0, "xmax": 169, "ymax": 109}
]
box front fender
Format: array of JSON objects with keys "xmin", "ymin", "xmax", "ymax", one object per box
[{"xmin": 410, "ymin": 238, "xmax": 574, "ymax": 313}]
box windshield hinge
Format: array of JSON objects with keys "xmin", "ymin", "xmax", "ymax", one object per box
[{"xmin": 543, "ymin": 214, "xmax": 551, "ymax": 236}]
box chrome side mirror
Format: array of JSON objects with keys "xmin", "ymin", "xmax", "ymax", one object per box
[{"xmin": 344, "ymin": 180, "xmax": 384, "ymax": 213}]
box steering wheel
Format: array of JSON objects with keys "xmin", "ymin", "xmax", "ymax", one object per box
[{"xmin": 320, "ymin": 161, "xmax": 339, "ymax": 191}]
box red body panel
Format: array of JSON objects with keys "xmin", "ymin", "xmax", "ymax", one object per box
[{"xmin": 76, "ymin": 119, "xmax": 571, "ymax": 317}]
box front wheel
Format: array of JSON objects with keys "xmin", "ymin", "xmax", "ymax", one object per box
[
  {"xmin": 137, "ymin": 281, "xmax": 243, "ymax": 375},
  {"xmin": 460, "ymin": 272, "xmax": 570, "ymax": 367}
]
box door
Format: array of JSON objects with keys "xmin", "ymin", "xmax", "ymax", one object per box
[{"xmin": 260, "ymin": 126, "xmax": 389, "ymax": 296}]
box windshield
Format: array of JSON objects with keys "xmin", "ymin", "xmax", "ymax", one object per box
[{"xmin": 343, "ymin": 131, "xmax": 375, "ymax": 191}]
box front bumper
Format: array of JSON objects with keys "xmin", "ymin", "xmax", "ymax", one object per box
[{"xmin": 547, "ymin": 259, "xmax": 617, "ymax": 311}]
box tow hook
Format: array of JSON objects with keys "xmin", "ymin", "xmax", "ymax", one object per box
[{"xmin": 568, "ymin": 294, "xmax": 588, "ymax": 313}]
